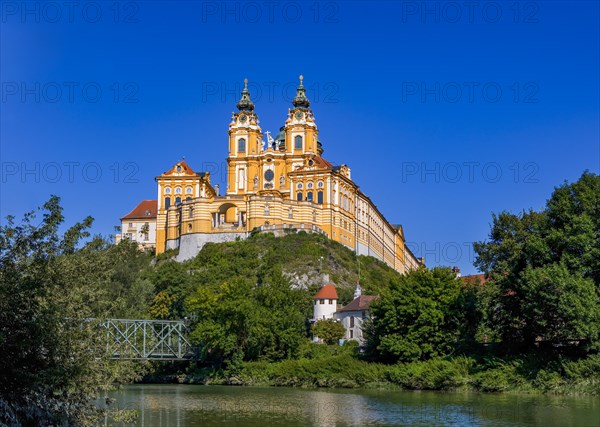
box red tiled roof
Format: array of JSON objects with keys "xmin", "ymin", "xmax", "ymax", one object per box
[
  {"xmin": 313, "ymin": 283, "xmax": 338, "ymax": 299},
  {"xmin": 339, "ymin": 295, "xmax": 379, "ymax": 312},
  {"xmin": 121, "ymin": 200, "xmax": 158, "ymax": 220},
  {"xmin": 161, "ymin": 160, "xmax": 198, "ymax": 176},
  {"xmin": 313, "ymin": 156, "xmax": 333, "ymax": 169},
  {"xmin": 461, "ymin": 274, "xmax": 489, "ymax": 285},
  {"xmin": 294, "ymin": 156, "xmax": 333, "ymax": 171}
]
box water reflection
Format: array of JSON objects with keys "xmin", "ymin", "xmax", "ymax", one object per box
[{"xmin": 101, "ymin": 385, "xmax": 600, "ymax": 427}]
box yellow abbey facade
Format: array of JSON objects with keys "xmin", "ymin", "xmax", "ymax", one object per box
[{"xmin": 155, "ymin": 77, "xmax": 422, "ymax": 273}]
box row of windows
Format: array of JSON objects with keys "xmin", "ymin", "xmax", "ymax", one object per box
[
  {"xmin": 297, "ymin": 181, "xmax": 324, "ymax": 190},
  {"xmin": 238, "ymin": 135, "xmax": 304, "ymax": 152},
  {"xmin": 315, "ymin": 299, "xmax": 335, "ymax": 305},
  {"xmin": 164, "ymin": 196, "xmax": 192, "ymax": 209},
  {"xmin": 296, "ymin": 191, "xmax": 324, "ymax": 204},
  {"xmin": 164, "ymin": 187, "xmax": 193, "ymax": 195}
]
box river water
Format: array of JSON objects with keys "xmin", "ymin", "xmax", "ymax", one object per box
[{"xmin": 102, "ymin": 384, "xmax": 599, "ymax": 426}]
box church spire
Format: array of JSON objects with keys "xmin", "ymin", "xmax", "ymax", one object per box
[
  {"xmin": 236, "ymin": 78, "xmax": 255, "ymax": 112},
  {"xmin": 292, "ymin": 75, "xmax": 310, "ymax": 109}
]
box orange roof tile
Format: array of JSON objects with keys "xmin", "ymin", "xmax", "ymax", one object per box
[
  {"xmin": 313, "ymin": 156, "xmax": 333, "ymax": 169},
  {"xmin": 313, "ymin": 283, "xmax": 338, "ymax": 299},
  {"xmin": 161, "ymin": 160, "xmax": 199, "ymax": 176},
  {"xmin": 121, "ymin": 200, "xmax": 158, "ymax": 220},
  {"xmin": 461, "ymin": 274, "xmax": 489, "ymax": 285}
]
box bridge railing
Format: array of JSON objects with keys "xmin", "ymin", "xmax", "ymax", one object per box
[{"xmin": 100, "ymin": 319, "xmax": 195, "ymax": 360}]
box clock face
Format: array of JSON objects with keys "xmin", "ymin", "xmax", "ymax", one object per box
[
  {"xmin": 264, "ymin": 169, "xmax": 274, "ymax": 182},
  {"xmin": 239, "ymin": 114, "xmax": 247, "ymax": 123},
  {"xmin": 295, "ymin": 111, "xmax": 303, "ymax": 120}
]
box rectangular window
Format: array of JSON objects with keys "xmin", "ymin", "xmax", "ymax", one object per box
[
  {"xmin": 350, "ymin": 316, "xmax": 355, "ymax": 328},
  {"xmin": 320, "ymin": 299, "xmax": 324, "ymax": 305},
  {"xmin": 349, "ymin": 330, "xmax": 354, "ymax": 339},
  {"xmin": 238, "ymin": 169, "xmax": 245, "ymax": 190}
]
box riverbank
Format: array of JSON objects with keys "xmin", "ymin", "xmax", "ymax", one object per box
[
  {"xmin": 105, "ymin": 383, "xmax": 600, "ymax": 427},
  {"xmin": 139, "ymin": 350, "xmax": 600, "ymax": 396}
]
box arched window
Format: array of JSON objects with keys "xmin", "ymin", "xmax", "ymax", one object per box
[
  {"xmin": 295, "ymin": 135, "xmax": 302, "ymax": 149},
  {"xmin": 238, "ymin": 138, "xmax": 246, "ymax": 152},
  {"xmin": 317, "ymin": 191, "xmax": 323, "ymax": 204},
  {"xmin": 175, "ymin": 197, "xmax": 181, "ymax": 205},
  {"xmin": 297, "ymin": 192, "xmax": 303, "ymax": 201},
  {"xmin": 165, "ymin": 197, "xmax": 171, "ymax": 209},
  {"xmin": 189, "ymin": 206, "xmax": 193, "ymax": 218},
  {"xmin": 185, "ymin": 197, "xmax": 191, "ymax": 202},
  {"xmin": 307, "ymin": 191, "xmax": 313, "ymax": 202},
  {"xmin": 175, "ymin": 187, "xmax": 182, "ymax": 194},
  {"xmin": 186, "ymin": 187, "xmax": 192, "ymax": 194},
  {"xmin": 187, "ymin": 223, "xmax": 192, "ymax": 232},
  {"xmin": 165, "ymin": 188, "xmax": 171, "ymax": 194}
]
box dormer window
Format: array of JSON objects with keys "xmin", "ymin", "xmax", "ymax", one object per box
[
  {"xmin": 145, "ymin": 210, "xmax": 151, "ymax": 216},
  {"xmin": 176, "ymin": 165, "xmax": 182, "ymax": 172}
]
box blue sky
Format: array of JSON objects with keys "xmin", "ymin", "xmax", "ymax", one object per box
[{"xmin": 1, "ymin": 1, "xmax": 599, "ymax": 274}]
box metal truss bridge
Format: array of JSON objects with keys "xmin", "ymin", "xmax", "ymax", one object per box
[{"xmin": 101, "ymin": 319, "xmax": 195, "ymax": 361}]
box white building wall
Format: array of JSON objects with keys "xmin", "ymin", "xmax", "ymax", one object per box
[
  {"xmin": 334, "ymin": 310, "xmax": 370, "ymax": 343},
  {"xmin": 313, "ymin": 298, "xmax": 337, "ymax": 320},
  {"xmin": 120, "ymin": 218, "xmax": 157, "ymax": 248}
]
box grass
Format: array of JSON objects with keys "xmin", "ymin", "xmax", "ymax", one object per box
[{"xmin": 146, "ymin": 344, "xmax": 600, "ymax": 396}]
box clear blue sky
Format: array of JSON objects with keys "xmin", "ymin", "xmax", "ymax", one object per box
[{"xmin": 1, "ymin": 1, "xmax": 599, "ymax": 274}]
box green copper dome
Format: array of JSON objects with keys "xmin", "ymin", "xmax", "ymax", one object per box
[
  {"xmin": 292, "ymin": 75, "xmax": 310, "ymax": 109},
  {"xmin": 236, "ymin": 78, "xmax": 255, "ymax": 112}
]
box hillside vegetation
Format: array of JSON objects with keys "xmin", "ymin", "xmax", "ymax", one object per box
[{"xmin": 2, "ymin": 171, "xmax": 599, "ymax": 425}]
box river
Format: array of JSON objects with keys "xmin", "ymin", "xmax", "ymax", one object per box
[{"xmin": 102, "ymin": 384, "xmax": 599, "ymax": 426}]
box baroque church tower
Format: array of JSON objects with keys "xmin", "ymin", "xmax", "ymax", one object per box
[
  {"xmin": 227, "ymin": 76, "xmax": 323, "ymax": 197},
  {"xmin": 153, "ymin": 76, "xmax": 423, "ymax": 273}
]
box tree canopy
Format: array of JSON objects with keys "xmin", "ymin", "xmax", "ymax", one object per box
[
  {"xmin": 474, "ymin": 172, "xmax": 600, "ymax": 349},
  {"xmin": 0, "ymin": 196, "xmax": 152, "ymax": 425},
  {"xmin": 366, "ymin": 267, "xmax": 467, "ymax": 363}
]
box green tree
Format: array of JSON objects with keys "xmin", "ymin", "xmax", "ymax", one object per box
[
  {"xmin": 186, "ymin": 267, "xmax": 310, "ymax": 369},
  {"xmin": 474, "ymin": 172, "xmax": 600, "ymax": 349},
  {"xmin": 366, "ymin": 267, "xmax": 464, "ymax": 363},
  {"xmin": 0, "ymin": 197, "xmax": 148, "ymax": 425},
  {"xmin": 312, "ymin": 319, "xmax": 346, "ymax": 345}
]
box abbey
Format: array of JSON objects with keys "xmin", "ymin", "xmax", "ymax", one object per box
[{"xmin": 155, "ymin": 77, "xmax": 423, "ymax": 273}]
